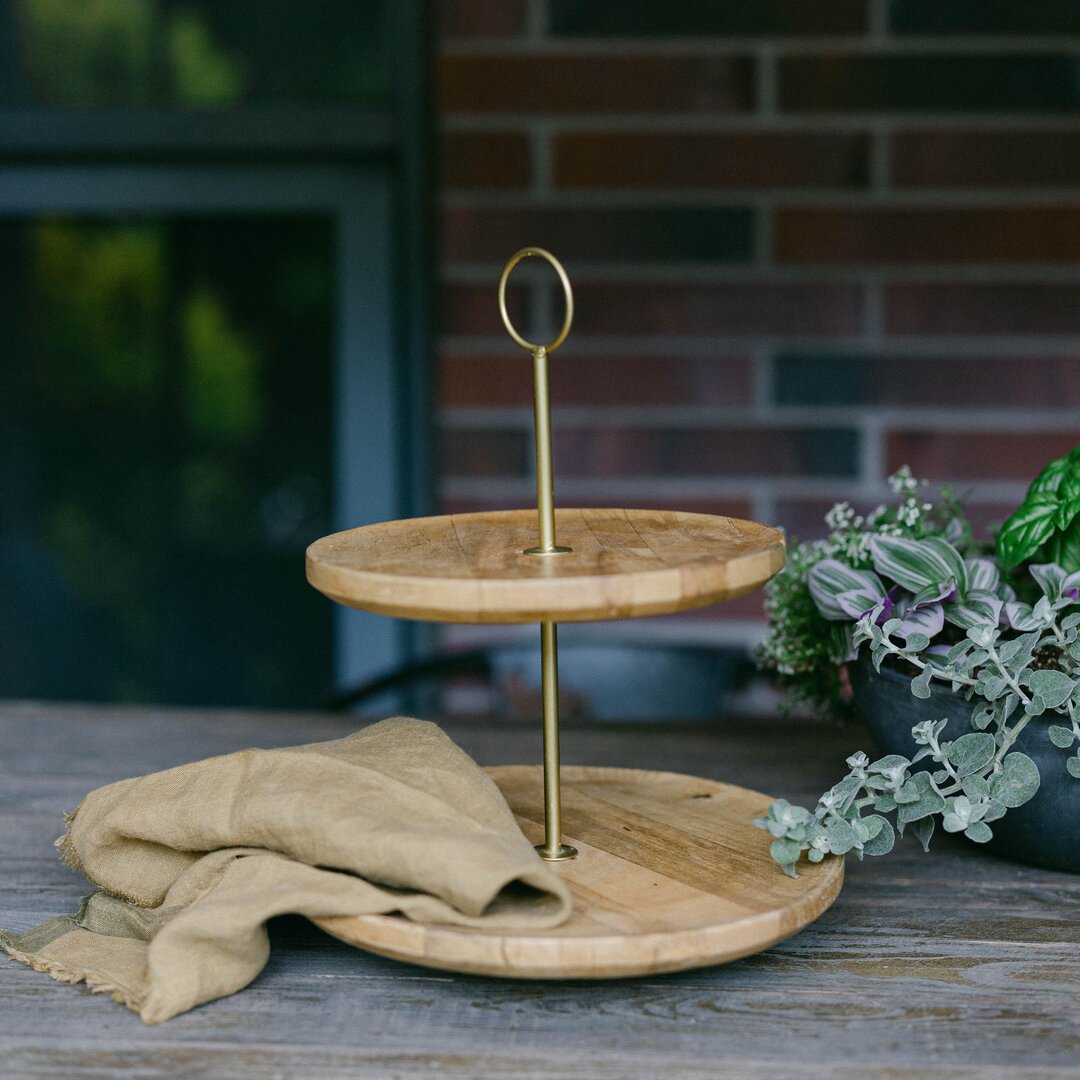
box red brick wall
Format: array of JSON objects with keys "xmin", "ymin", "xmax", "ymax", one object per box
[{"xmin": 436, "ymin": 0, "xmax": 1080, "ymax": 647}]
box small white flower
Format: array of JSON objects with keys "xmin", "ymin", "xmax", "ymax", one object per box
[
  {"xmin": 825, "ymin": 501, "xmax": 855, "ymax": 531},
  {"xmin": 888, "ymin": 465, "xmax": 917, "ymax": 495}
]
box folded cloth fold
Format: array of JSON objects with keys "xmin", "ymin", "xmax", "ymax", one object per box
[{"xmin": 0, "ymin": 718, "xmax": 572, "ymax": 1023}]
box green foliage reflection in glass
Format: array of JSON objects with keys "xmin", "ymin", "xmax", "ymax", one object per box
[
  {"xmin": 12, "ymin": 0, "xmax": 389, "ymax": 106},
  {"xmin": 36, "ymin": 221, "xmax": 165, "ymax": 403},
  {"xmin": 17, "ymin": 217, "xmax": 334, "ymax": 706},
  {"xmin": 17, "ymin": 0, "xmax": 240, "ymax": 106}
]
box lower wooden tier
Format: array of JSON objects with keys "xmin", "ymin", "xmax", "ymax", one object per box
[{"xmin": 315, "ymin": 765, "xmax": 843, "ymax": 979}]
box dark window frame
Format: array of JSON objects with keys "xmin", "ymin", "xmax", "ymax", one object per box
[{"xmin": 0, "ymin": 0, "xmax": 435, "ymax": 698}]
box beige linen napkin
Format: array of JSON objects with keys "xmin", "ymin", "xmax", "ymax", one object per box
[{"xmin": 0, "ymin": 717, "xmax": 571, "ymax": 1023}]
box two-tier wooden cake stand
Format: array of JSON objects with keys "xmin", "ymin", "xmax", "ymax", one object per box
[{"xmin": 306, "ymin": 248, "xmax": 843, "ymax": 978}]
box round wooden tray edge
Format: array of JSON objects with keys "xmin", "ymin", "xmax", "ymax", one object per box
[
  {"xmin": 305, "ymin": 509, "xmax": 786, "ymax": 624},
  {"xmin": 311, "ymin": 765, "xmax": 844, "ymax": 980}
]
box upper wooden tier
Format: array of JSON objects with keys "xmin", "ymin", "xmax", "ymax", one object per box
[{"xmin": 306, "ymin": 508, "xmax": 785, "ymax": 625}]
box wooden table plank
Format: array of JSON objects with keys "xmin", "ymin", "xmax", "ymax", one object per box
[{"xmin": 1, "ymin": 701, "xmax": 1078, "ymax": 1079}]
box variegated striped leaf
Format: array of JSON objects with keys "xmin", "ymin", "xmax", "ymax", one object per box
[
  {"xmin": 964, "ymin": 557, "xmax": 1000, "ymax": 594},
  {"xmin": 869, "ymin": 535, "xmax": 969, "ymax": 595},
  {"xmin": 835, "ymin": 587, "xmax": 885, "ymax": 620},
  {"xmin": 945, "ymin": 591, "xmax": 1003, "ymax": 631},
  {"xmin": 1004, "ymin": 601, "xmax": 1043, "ymax": 631},
  {"xmin": 808, "ymin": 559, "xmax": 886, "ymax": 622},
  {"xmin": 1030, "ymin": 562, "xmax": 1067, "ymax": 599},
  {"xmin": 896, "ymin": 602, "xmax": 944, "ymax": 642},
  {"xmin": 910, "ymin": 579, "xmax": 957, "ymax": 608}
]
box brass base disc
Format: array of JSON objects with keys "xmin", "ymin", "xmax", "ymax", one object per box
[
  {"xmin": 535, "ymin": 842, "xmax": 578, "ymax": 861},
  {"xmin": 314, "ymin": 766, "xmax": 843, "ymax": 980},
  {"xmin": 522, "ymin": 545, "xmax": 572, "ymax": 556}
]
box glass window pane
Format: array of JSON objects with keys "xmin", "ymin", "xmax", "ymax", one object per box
[
  {"xmin": 5, "ymin": 1, "xmax": 390, "ymax": 107},
  {"xmin": 0, "ymin": 214, "xmax": 335, "ymax": 707}
]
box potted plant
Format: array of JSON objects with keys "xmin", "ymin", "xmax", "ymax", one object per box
[{"xmin": 756, "ymin": 450, "xmax": 1080, "ymax": 876}]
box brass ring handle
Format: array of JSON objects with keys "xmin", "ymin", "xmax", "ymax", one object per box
[{"xmin": 498, "ymin": 247, "xmax": 574, "ymax": 353}]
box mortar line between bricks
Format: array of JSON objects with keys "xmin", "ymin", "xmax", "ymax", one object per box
[
  {"xmin": 755, "ymin": 43, "xmax": 777, "ymax": 117},
  {"xmin": 859, "ymin": 417, "xmax": 886, "ymax": 487},
  {"xmin": 525, "ymin": 0, "xmax": 547, "ymax": 40},
  {"xmin": 528, "ymin": 120, "xmax": 553, "ymax": 193},
  {"xmin": 439, "ymin": 36, "xmax": 1080, "ymax": 56},
  {"xmin": 440, "ymin": 477, "xmax": 1034, "ymax": 502},
  {"xmin": 752, "ymin": 487, "xmax": 777, "ymax": 532},
  {"xmin": 869, "ymin": 123, "xmax": 891, "ymax": 193},
  {"xmin": 441, "ymin": 335, "xmax": 1080, "ymax": 355},
  {"xmin": 530, "ymin": 279, "xmax": 553, "ymax": 347},
  {"xmin": 751, "ymin": 344, "xmax": 773, "ymax": 410},
  {"xmin": 440, "ymin": 406, "xmax": 1080, "ymax": 431},
  {"xmin": 442, "ymin": 189, "xmax": 1080, "ymax": 209},
  {"xmin": 862, "ymin": 277, "xmax": 885, "ymax": 344},
  {"xmin": 754, "ymin": 202, "xmax": 773, "ymax": 270},
  {"xmin": 440, "ymin": 340, "xmax": 760, "ymax": 357},
  {"xmin": 443, "ymin": 477, "xmax": 810, "ymax": 499},
  {"xmin": 440, "ymin": 37, "xmax": 859, "ymax": 56},
  {"xmin": 868, "ymin": 0, "xmax": 890, "ymax": 41},
  {"xmin": 443, "ymin": 262, "xmax": 1080, "ymax": 283},
  {"xmin": 442, "ymin": 114, "xmax": 1080, "ymax": 133}
]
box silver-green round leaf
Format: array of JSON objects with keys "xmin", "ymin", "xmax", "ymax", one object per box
[
  {"xmin": 861, "ymin": 816, "xmax": 895, "ymax": 857},
  {"xmin": 947, "ymin": 732, "xmax": 996, "ymax": 777},
  {"xmin": 989, "ymin": 752, "xmax": 1041, "ymax": 808},
  {"xmin": 1027, "ymin": 669, "xmax": 1076, "ymax": 710},
  {"xmin": 1049, "ymin": 724, "xmax": 1076, "ymax": 749}
]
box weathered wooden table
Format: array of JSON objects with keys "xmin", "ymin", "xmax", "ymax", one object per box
[{"xmin": 2, "ymin": 701, "xmax": 1077, "ymax": 1079}]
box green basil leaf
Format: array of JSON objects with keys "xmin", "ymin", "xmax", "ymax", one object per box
[
  {"xmin": 1028, "ymin": 454, "xmax": 1069, "ymax": 496},
  {"xmin": 1060, "ymin": 466, "xmax": 1080, "ymax": 502},
  {"xmin": 1047, "ymin": 519, "xmax": 1080, "ymax": 575},
  {"xmin": 996, "ymin": 495, "xmax": 1059, "ymax": 570},
  {"xmin": 1055, "ymin": 498, "xmax": 1080, "ymax": 532}
]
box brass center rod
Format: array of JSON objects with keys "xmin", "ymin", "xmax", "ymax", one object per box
[
  {"xmin": 497, "ymin": 247, "xmax": 577, "ymax": 862},
  {"xmin": 532, "ymin": 347, "xmax": 556, "ymax": 553},
  {"xmin": 538, "ymin": 621, "xmax": 575, "ymax": 860},
  {"xmin": 540, "ymin": 621, "xmax": 561, "ymax": 854},
  {"xmin": 531, "ymin": 345, "xmax": 574, "ymax": 859},
  {"xmin": 532, "ymin": 349, "xmax": 575, "ymax": 860}
]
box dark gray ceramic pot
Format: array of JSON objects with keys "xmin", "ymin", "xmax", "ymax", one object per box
[{"xmin": 849, "ymin": 656, "xmax": 1080, "ymax": 874}]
